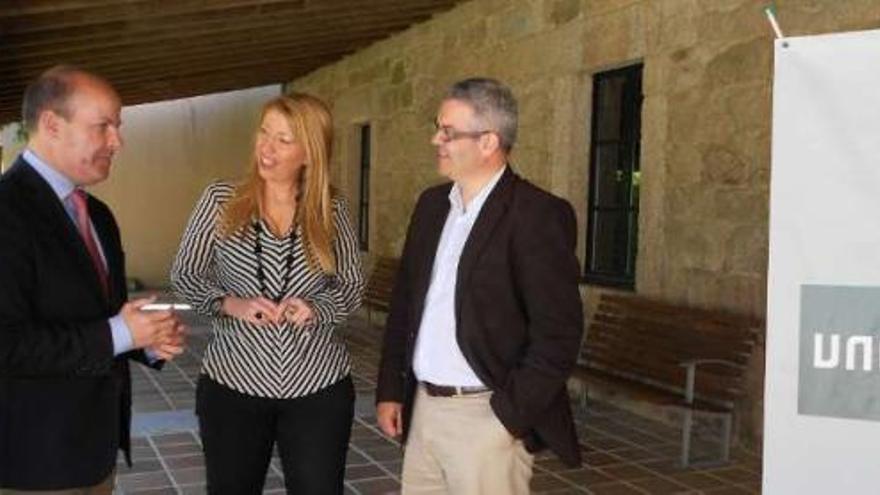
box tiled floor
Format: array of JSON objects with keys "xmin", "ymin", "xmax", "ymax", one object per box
[{"xmin": 116, "ymin": 306, "xmax": 762, "ymax": 494}]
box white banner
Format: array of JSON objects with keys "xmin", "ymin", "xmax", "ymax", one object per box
[{"xmin": 765, "ymin": 29, "xmax": 880, "ymax": 494}]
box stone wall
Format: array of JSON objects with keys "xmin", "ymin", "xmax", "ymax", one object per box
[{"xmin": 287, "ymin": 0, "xmax": 880, "ymax": 448}]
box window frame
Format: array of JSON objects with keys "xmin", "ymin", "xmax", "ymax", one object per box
[
  {"xmin": 358, "ymin": 123, "xmax": 371, "ymax": 252},
  {"xmin": 584, "ymin": 63, "xmax": 644, "ymax": 289}
]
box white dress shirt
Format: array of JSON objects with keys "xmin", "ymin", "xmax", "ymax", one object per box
[{"xmin": 412, "ymin": 167, "xmax": 506, "ymax": 387}]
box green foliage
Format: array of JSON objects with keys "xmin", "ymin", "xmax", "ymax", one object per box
[{"xmin": 14, "ymin": 123, "xmax": 28, "ymax": 143}]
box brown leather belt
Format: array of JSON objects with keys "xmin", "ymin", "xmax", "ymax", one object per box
[{"xmin": 421, "ymin": 381, "xmax": 490, "ymax": 397}]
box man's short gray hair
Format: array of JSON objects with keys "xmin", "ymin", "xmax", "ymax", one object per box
[
  {"xmin": 21, "ymin": 65, "xmax": 111, "ymax": 133},
  {"xmin": 21, "ymin": 65, "xmax": 82, "ymax": 132},
  {"xmin": 445, "ymin": 78, "xmax": 518, "ymax": 153}
]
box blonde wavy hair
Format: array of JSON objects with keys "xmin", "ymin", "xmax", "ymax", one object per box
[{"xmin": 220, "ymin": 93, "xmax": 337, "ymax": 273}]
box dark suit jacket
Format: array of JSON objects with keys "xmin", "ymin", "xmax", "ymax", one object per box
[
  {"xmin": 0, "ymin": 156, "xmax": 146, "ymax": 489},
  {"xmin": 376, "ymin": 167, "xmax": 585, "ymax": 467}
]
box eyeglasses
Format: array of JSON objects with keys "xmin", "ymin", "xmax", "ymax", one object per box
[{"xmin": 433, "ymin": 122, "xmax": 492, "ymax": 143}]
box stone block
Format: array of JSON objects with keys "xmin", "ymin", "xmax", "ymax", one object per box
[
  {"xmin": 496, "ymin": 4, "xmax": 542, "ymax": 40},
  {"xmin": 583, "ymin": 0, "xmax": 642, "ymax": 17},
  {"xmin": 645, "ymin": 0, "xmax": 698, "ymax": 53},
  {"xmin": 545, "ymin": 0, "xmax": 582, "ymax": 26},
  {"xmin": 696, "ymin": 1, "xmax": 770, "ymax": 44},
  {"xmin": 583, "ymin": 4, "xmax": 647, "ymax": 70},
  {"xmin": 390, "ymin": 60, "xmax": 407, "ymax": 85},
  {"xmin": 701, "ymin": 144, "xmax": 751, "ymax": 186},
  {"xmin": 722, "ymin": 222, "xmax": 769, "ymax": 275},
  {"xmin": 705, "ymin": 38, "xmax": 772, "ymax": 89},
  {"xmin": 664, "ymin": 139, "xmax": 704, "ymax": 186}
]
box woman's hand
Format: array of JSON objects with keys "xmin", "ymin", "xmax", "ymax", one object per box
[
  {"xmin": 280, "ymin": 297, "xmax": 315, "ymax": 327},
  {"xmin": 221, "ymin": 296, "xmax": 282, "ymax": 325}
]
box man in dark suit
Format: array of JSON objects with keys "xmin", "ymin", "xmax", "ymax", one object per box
[
  {"xmin": 376, "ymin": 78, "xmax": 584, "ymax": 494},
  {"xmin": 0, "ymin": 66, "xmax": 185, "ymax": 493}
]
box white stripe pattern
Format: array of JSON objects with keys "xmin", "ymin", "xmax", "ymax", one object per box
[{"xmin": 171, "ymin": 182, "xmax": 365, "ymax": 398}]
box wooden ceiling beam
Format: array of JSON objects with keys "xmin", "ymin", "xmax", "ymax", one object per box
[
  {"xmin": 0, "ymin": 0, "xmax": 462, "ymax": 124},
  {"xmin": 0, "ymin": 0, "xmax": 304, "ymax": 28},
  {"xmin": 0, "ymin": 44, "xmax": 363, "ymax": 101},
  {"xmin": 0, "ymin": 26, "xmax": 402, "ymax": 95},
  {"xmin": 118, "ymin": 64, "xmax": 313, "ymax": 93},
  {"xmin": 41, "ymin": 45, "xmax": 363, "ymax": 94},
  {"xmin": 0, "ymin": 66, "xmax": 303, "ymax": 123},
  {"xmin": 0, "ymin": 42, "xmax": 355, "ymax": 99},
  {"xmin": 86, "ymin": 38, "xmax": 378, "ymax": 81},
  {"xmin": 1, "ymin": 0, "xmax": 452, "ymax": 39},
  {"xmin": 1, "ymin": 0, "xmax": 151, "ymax": 17},
  {"xmin": 3, "ymin": 6, "xmax": 441, "ymax": 65}
]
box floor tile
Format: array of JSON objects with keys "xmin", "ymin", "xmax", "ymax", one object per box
[{"xmin": 111, "ymin": 307, "xmax": 764, "ymax": 494}]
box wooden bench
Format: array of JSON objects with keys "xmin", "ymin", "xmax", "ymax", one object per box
[
  {"xmin": 574, "ymin": 292, "xmax": 762, "ymax": 467},
  {"xmin": 363, "ymin": 256, "xmax": 399, "ymax": 328}
]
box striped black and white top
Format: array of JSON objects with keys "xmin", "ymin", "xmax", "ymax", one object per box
[{"xmin": 171, "ymin": 182, "xmax": 365, "ymax": 398}]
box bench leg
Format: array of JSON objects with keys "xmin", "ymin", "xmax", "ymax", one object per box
[
  {"xmin": 719, "ymin": 413, "xmax": 732, "ymax": 464},
  {"xmin": 680, "ymin": 409, "xmax": 693, "ymax": 468},
  {"xmin": 681, "ymin": 410, "xmax": 733, "ymax": 469},
  {"xmin": 367, "ymin": 306, "xmax": 373, "ymax": 328}
]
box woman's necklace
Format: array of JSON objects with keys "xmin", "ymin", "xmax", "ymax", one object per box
[{"xmin": 253, "ymin": 220, "xmax": 295, "ymax": 303}]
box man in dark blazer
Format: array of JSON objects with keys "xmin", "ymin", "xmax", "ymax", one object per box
[
  {"xmin": 376, "ymin": 78, "xmax": 584, "ymax": 494},
  {"xmin": 0, "ymin": 66, "xmax": 185, "ymax": 493}
]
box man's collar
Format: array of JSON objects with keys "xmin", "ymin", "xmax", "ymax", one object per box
[
  {"xmin": 22, "ymin": 148, "xmax": 76, "ymax": 201},
  {"xmin": 449, "ymin": 165, "xmax": 507, "ymax": 215}
]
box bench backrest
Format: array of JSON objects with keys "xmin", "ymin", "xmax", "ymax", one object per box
[
  {"xmin": 364, "ymin": 256, "xmax": 400, "ymax": 310},
  {"xmin": 582, "ymin": 293, "xmax": 762, "ymax": 404}
]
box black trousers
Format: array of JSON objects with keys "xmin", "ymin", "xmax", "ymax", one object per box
[{"xmin": 196, "ymin": 374, "xmax": 355, "ymax": 495}]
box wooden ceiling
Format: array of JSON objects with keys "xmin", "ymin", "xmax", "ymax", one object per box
[{"xmin": 0, "ymin": 0, "xmax": 462, "ymax": 124}]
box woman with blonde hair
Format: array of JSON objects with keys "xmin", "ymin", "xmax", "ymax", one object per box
[{"xmin": 171, "ymin": 93, "xmax": 364, "ymax": 494}]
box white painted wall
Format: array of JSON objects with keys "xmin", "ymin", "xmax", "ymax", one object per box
[{"xmin": 87, "ymin": 84, "xmax": 281, "ymax": 286}]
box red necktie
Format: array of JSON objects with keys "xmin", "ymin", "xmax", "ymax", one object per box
[{"xmin": 70, "ymin": 189, "xmax": 109, "ymax": 297}]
